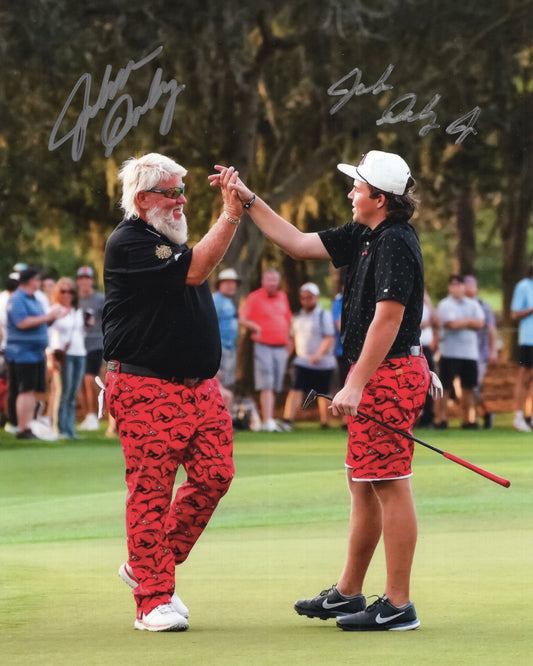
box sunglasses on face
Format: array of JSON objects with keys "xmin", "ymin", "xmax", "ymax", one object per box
[
  {"xmin": 60, "ymin": 289, "xmax": 74, "ymax": 294},
  {"xmin": 145, "ymin": 185, "xmax": 186, "ymax": 199}
]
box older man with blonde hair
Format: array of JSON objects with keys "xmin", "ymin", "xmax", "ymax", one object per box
[{"xmin": 103, "ymin": 153, "xmax": 242, "ymax": 632}]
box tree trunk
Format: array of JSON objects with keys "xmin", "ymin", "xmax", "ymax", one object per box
[{"xmin": 455, "ymin": 184, "xmax": 476, "ymax": 276}]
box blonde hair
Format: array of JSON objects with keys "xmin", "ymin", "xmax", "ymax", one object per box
[
  {"xmin": 51, "ymin": 277, "xmax": 79, "ymax": 308},
  {"xmin": 119, "ymin": 153, "xmax": 188, "ymax": 218}
]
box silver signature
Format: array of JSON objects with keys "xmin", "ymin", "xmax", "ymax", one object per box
[
  {"xmin": 328, "ymin": 64, "xmax": 480, "ymax": 144},
  {"xmin": 49, "ymin": 46, "xmax": 185, "ymax": 161}
]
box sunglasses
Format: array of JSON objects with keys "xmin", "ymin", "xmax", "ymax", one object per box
[
  {"xmin": 145, "ymin": 185, "xmax": 185, "ymax": 199},
  {"xmin": 60, "ymin": 289, "xmax": 75, "ymax": 294}
]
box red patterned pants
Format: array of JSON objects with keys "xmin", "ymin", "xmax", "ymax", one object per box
[
  {"xmin": 346, "ymin": 355, "xmax": 430, "ymax": 480},
  {"xmin": 106, "ymin": 369, "xmax": 234, "ymax": 614}
]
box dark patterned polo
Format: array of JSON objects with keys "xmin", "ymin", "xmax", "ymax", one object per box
[
  {"xmin": 103, "ymin": 217, "xmax": 221, "ymax": 379},
  {"xmin": 319, "ymin": 216, "xmax": 424, "ymax": 364}
]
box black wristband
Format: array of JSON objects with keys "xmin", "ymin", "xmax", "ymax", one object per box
[{"xmin": 243, "ymin": 193, "xmax": 256, "ymax": 209}]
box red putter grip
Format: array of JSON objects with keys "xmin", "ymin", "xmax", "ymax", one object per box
[{"xmin": 443, "ymin": 452, "xmax": 511, "ymax": 488}]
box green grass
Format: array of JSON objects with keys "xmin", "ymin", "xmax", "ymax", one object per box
[{"xmin": 0, "ymin": 416, "xmax": 532, "ymax": 665}]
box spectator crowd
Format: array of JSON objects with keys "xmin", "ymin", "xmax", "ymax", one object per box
[
  {"xmin": 1, "ymin": 259, "xmax": 532, "ymax": 438},
  {"xmin": 0, "ymin": 263, "xmax": 108, "ymax": 440}
]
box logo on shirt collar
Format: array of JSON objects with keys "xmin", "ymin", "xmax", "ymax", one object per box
[{"xmin": 155, "ymin": 244, "xmax": 173, "ymax": 260}]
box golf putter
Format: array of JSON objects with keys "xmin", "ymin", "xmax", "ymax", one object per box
[{"xmin": 302, "ymin": 389, "xmax": 511, "ymax": 488}]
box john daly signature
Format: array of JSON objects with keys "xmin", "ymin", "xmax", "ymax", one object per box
[{"xmin": 48, "ymin": 46, "xmax": 185, "ymax": 161}]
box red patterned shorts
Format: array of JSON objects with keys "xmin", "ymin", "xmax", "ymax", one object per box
[{"xmin": 346, "ymin": 355, "xmax": 430, "ymax": 481}]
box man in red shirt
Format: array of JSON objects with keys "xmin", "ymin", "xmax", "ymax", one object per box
[{"xmin": 240, "ymin": 269, "xmax": 292, "ymax": 431}]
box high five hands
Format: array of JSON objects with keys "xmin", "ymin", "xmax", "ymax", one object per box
[
  {"xmin": 209, "ymin": 165, "xmax": 254, "ymax": 208},
  {"xmin": 210, "ymin": 165, "xmax": 245, "ymax": 221}
]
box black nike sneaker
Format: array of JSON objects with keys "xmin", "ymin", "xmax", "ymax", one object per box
[
  {"xmin": 336, "ymin": 595, "xmax": 420, "ymax": 631},
  {"xmin": 294, "ymin": 584, "xmax": 366, "ymax": 620}
]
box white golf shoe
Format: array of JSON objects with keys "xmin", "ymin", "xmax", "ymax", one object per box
[
  {"xmin": 134, "ymin": 603, "xmax": 188, "ymax": 632},
  {"xmin": 262, "ymin": 418, "xmax": 283, "ymax": 432},
  {"xmin": 513, "ymin": 415, "xmax": 532, "ymax": 432},
  {"xmin": 78, "ymin": 413, "xmax": 100, "ymax": 431},
  {"xmin": 119, "ymin": 562, "xmax": 190, "ymax": 618}
]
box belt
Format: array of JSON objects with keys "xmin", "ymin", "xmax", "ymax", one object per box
[
  {"xmin": 347, "ymin": 345, "xmax": 423, "ymax": 365},
  {"xmin": 386, "ymin": 345, "xmax": 423, "ymax": 359},
  {"xmin": 106, "ymin": 361, "xmax": 201, "ymax": 388}
]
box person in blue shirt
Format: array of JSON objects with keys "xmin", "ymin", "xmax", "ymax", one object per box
[
  {"xmin": 5, "ymin": 268, "xmax": 67, "ymax": 439},
  {"xmin": 511, "ymin": 264, "xmax": 533, "ymax": 431},
  {"xmin": 331, "ymin": 282, "xmax": 350, "ymax": 430},
  {"xmin": 212, "ymin": 268, "xmax": 240, "ymax": 409}
]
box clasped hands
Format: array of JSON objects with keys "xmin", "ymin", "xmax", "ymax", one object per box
[{"xmin": 208, "ymin": 165, "xmax": 254, "ymax": 221}]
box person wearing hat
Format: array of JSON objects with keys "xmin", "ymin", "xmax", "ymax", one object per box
[
  {"xmin": 212, "ymin": 268, "xmax": 240, "ymax": 410},
  {"xmin": 4, "ymin": 268, "xmax": 67, "ymax": 439},
  {"xmin": 280, "ymin": 282, "xmax": 336, "ymax": 430},
  {"xmin": 211, "ymin": 150, "xmax": 431, "ymax": 631},
  {"xmin": 76, "ymin": 265, "xmax": 105, "ymax": 432}
]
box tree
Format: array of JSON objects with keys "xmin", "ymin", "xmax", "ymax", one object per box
[{"xmin": 0, "ymin": 0, "xmax": 531, "ymax": 329}]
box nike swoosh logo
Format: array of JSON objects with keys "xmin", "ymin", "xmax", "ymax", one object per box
[
  {"xmin": 322, "ymin": 599, "xmax": 351, "ymax": 610},
  {"xmin": 376, "ymin": 611, "xmax": 405, "ymax": 624}
]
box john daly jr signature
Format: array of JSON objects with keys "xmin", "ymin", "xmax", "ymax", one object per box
[
  {"xmin": 48, "ymin": 46, "xmax": 185, "ymax": 161},
  {"xmin": 327, "ymin": 64, "xmax": 480, "ymax": 144}
]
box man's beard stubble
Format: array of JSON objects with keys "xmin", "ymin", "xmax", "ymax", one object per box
[{"xmin": 146, "ymin": 207, "xmax": 188, "ymax": 245}]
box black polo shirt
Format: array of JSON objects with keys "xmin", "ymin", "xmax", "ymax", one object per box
[
  {"xmin": 102, "ymin": 217, "xmax": 221, "ymax": 379},
  {"xmin": 319, "ymin": 215, "xmax": 424, "ymax": 364}
]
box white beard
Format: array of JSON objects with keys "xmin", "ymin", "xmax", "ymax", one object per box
[{"xmin": 146, "ymin": 208, "xmax": 188, "ymax": 245}]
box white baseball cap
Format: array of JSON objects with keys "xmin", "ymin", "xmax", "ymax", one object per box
[
  {"xmin": 337, "ymin": 150, "xmax": 411, "ymax": 195},
  {"xmin": 77, "ymin": 265, "xmax": 94, "ymax": 278},
  {"xmin": 300, "ymin": 282, "xmax": 320, "ymax": 296},
  {"xmin": 217, "ymin": 268, "xmax": 240, "ymax": 282}
]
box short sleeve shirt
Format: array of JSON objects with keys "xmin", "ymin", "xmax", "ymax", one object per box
[
  {"xmin": 331, "ymin": 294, "xmax": 343, "ymax": 356},
  {"xmin": 291, "ymin": 305, "xmax": 337, "ymax": 370},
  {"xmin": 477, "ymin": 299, "xmax": 496, "ymax": 362},
  {"xmin": 240, "ymin": 288, "xmax": 292, "ymax": 346},
  {"xmin": 318, "ymin": 217, "xmax": 424, "ymax": 363},
  {"xmin": 437, "ymin": 295, "xmax": 485, "ymax": 361},
  {"xmin": 213, "ymin": 291, "xmax": 238, "ymax": 350},
  {"xmin": 103, "ymin": 217, "xmax": 221, "ymax": 379},
  {"xmin": 511, "ymin": 278, "xmax": 533, "ymax": 345},
  {"xmin": 79, "ymin": 291, "xmax": 105, "ymax": 352},
  {"xmin": 5, "ymin": 289, "xmax": 49, "ymax": 363}
]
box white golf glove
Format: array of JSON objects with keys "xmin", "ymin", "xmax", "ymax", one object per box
[{"xmin": 429, "ymin": 371, "xmax": 443, "ymax": 399}]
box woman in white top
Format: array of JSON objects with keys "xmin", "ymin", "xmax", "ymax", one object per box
[{"xmin": 48, "ymin": 278, "xmax": 86, "ymax": 439}]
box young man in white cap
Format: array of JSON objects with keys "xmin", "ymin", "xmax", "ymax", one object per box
[{"xmin": 211, "ymin": 150, "xmax": 430, "ymax": 631}]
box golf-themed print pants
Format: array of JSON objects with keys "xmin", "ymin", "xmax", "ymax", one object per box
[
  {"xmin": 105, "ymin": 367, "xmax": 234, "ymax": 615},
  {"xmin": 346, "ymin": 354, "xmax": 430, "ymax": 480}
]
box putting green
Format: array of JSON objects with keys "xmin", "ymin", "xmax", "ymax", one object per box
[{"xmin": 0, "ymin": 420, "xmax": 531, "ymax": 664}]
